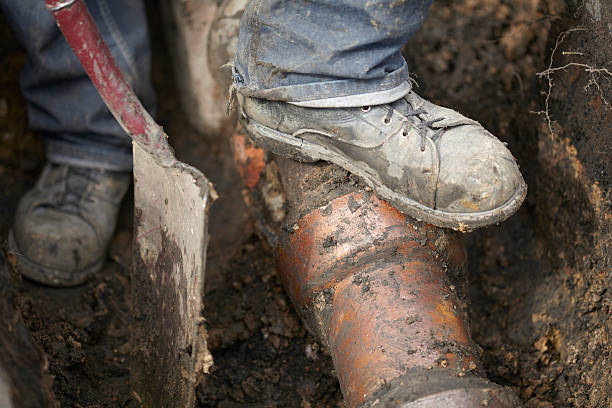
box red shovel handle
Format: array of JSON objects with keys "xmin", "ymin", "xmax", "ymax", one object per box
[{"xmin": 45, "ymin": 0, "xmax": 175, "ymax": 165}]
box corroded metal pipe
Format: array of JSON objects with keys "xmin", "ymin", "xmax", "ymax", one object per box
[{"xmin": 231, "ymin": 130, "xmax": 521, "ymax": 407}]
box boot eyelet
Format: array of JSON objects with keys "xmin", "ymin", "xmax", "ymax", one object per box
[
  {"xmin": 361, "ymin": 106, "xmax": 371, "ymax": 113},
  {"xmin": 383, "ymin": 117, "xmax": 392, "ymax": 126}
]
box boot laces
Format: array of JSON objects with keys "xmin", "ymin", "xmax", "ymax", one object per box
[
  {"xmin": 381, "ymin": 104, "xmax": 445, "ymax": 152},
  {"xmin": 48, "ymin": 165, "xmax": 100, "ymax": 214}
]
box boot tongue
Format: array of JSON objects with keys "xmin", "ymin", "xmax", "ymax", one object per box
[
  {"xmin": 389, "ymin": 96, "xmax": 440, "ymax": 139},
  {"xmin": 62, "ymin": 167, "xmax": 98, "ymax": 214},
  {"xmin": 401, "ymin": 92, "xmax": 481, "ymax": 129},
  {"xmin": 390, "ymin": 96, "xmax": 423, "ymax": 117}
]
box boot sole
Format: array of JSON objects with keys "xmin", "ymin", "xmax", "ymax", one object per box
[
  {"xmin": 241, "ymin": 117, "xmax": 527, "ymax": 232},
  {"xmin": 7, "ymin": 230, "xmax": 104, "ymax": 287}
]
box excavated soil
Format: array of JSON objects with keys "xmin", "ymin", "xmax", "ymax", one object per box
[{"xmin": 0, "ymin": 0, "xmax": 609, "ymax": 407}]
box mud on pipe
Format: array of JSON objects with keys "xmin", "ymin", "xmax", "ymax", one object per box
[{"xmin": 232, "ymin": 129, "xmax": 521, "ymax": 407}]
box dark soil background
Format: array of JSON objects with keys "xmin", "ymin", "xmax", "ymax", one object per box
[{"xmin": 1, "ymin": 0, "xmax": 610, "ymax": 407}]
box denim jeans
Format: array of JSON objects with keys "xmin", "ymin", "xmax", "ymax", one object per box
[
  {"xmin": 233, "ymin": 0, "xmax": 433, "ymax": 107},
  {"xmin": 0, "ymin": 0, "xmax": 154, "ymax": 171},
  {"xmin": 2, "ymin": 0, "xmax": 430, "ymax": 169}
]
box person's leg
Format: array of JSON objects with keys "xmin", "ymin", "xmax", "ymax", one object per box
[
  {"xmin": 233, "ymin": 0, "xmax": 526, "ymax": 231},
  {"xmin": 1, "ymin": 0, "xmax": 154, "ymax": 286},
  {"xmin": 0, "ymin": 0, "xmax": 154, "ymax": 170},
  {"xmin": 233, "ymin": 0, "xmax": 431, "ymax": 106}
]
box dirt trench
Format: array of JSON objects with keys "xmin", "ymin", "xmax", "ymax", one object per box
[{"xmin": 0, "ymin": 0, "xmax": 610, "ymax": 407}]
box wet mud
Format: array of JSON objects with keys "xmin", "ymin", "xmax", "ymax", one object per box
[{"xmin": 0, "ymin": 0, "xmax": 610, "ymax": 407}]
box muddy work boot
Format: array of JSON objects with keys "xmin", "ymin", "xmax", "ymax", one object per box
[
  {"xmin": 8, "ymin": 163, "xmax": 131, "ymax": 286},
  {"xmin": 238, "ymin": 90, "xmax": 527, "ymax": 231}
]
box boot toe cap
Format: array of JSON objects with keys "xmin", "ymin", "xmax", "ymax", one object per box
[
  {"xmin": 13, "ymin": 206, "xmax": 104, "ymax": 273},
  {"xmin": 436, "ymin": 128, "xmax": 525, "ymax": 214}
]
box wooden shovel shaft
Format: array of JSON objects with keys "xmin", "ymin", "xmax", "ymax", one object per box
[{"xmin": 45, "ymin": 0, "xmax": 175, "ymax": 165}]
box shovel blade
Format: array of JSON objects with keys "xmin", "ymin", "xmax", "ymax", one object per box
[{"xmin": 130, "ymin": 143, "xmax": 213, "ymax": 407}]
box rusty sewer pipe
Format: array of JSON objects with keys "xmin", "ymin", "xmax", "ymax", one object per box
[{"xmin": 232, "ymin": 130, "xmax": 521, "ymax": 407}]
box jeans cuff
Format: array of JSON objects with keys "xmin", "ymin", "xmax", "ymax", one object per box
[
  {"xmin": 234, "ymin": 63, "xmax": 411, "ymax": 105},
  {"xmin": 289, "ymin": 81, "xmax": 411, "ymax": 108},
  {"xmin": 45, "ymin": 138, "xmax": 133, "ymax": 171}
]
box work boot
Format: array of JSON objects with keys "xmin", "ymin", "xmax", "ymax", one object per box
[
  {"xmin": 8, "ymin": 163, "xmax": 131, "ymax": 286},
  {"xmin": 238, "ymin": 89, "xmax": 527, "ymax": 231}
]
